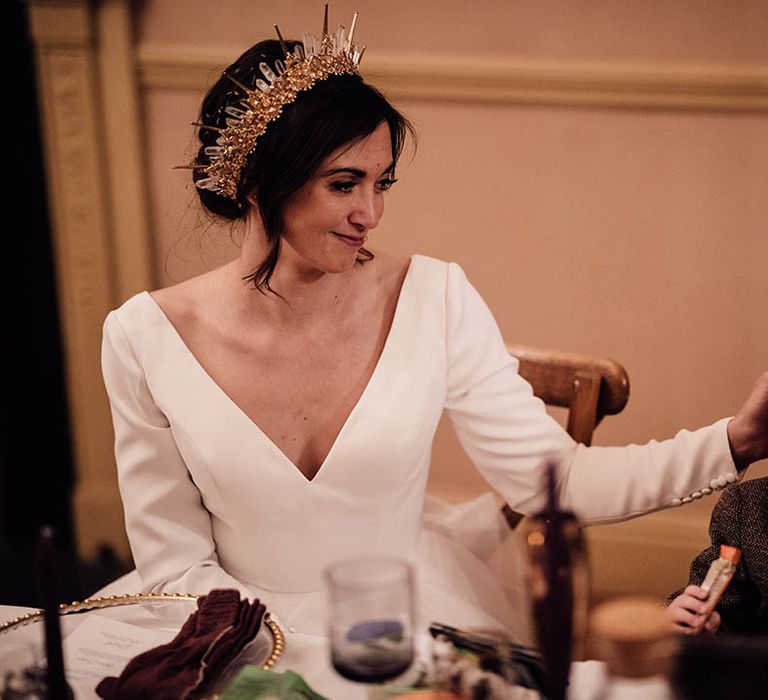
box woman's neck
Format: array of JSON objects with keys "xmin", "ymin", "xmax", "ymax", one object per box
[{"xmin": 232, "ymin": 228, "xmax": 361, "ymax": 326}]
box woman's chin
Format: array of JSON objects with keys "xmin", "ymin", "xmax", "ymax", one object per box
[
  {"xmin": 326, "ymin": 257, "xmax": 362, "ymax": 275},
  {"xmin": 289, "ymin": 255, "xmax": 361, "ymax": 279},
  {"xmin": 320, "ymin": 248, "xmax": 367, "ymax": 275}
]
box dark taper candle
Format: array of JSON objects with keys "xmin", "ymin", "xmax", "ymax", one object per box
[{"xmin": 36, "ymin": 526, "xmax": 71, "ymax": 699}]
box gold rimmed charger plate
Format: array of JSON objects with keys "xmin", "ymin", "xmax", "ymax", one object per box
[{"xmin": 0, "ymin": 592, "xmax": 285, "ymax": 670}]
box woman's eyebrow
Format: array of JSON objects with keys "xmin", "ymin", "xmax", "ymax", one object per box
[
  {"xmin": 320, "ymin": 162, "xmax": 395, "ymax": 178},
  {"xmin": 321, "ymin": 167, "xmax": 366, "ymax": 177}
]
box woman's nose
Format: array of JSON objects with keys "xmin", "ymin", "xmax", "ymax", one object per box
[{"xmin": 349, "ymin": 189, "xmax": 382, "ymax": 231}]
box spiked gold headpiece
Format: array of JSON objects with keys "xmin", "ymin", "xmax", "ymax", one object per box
[{"xmin": 182, "ymin": 5, "xmax": 364, "ymax": 201}]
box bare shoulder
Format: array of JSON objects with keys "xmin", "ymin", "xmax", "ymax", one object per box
[{"xmin": 149, "ymin": 265, "xmax": 232, "ymax": 324}]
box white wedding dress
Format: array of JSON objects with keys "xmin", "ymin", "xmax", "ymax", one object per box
[{"xmin": 101, "ymin": 255, "xmax": 738, "ymax": 641}]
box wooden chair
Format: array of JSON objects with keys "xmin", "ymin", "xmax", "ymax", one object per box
[
  {"xmin": 502, "ymin": 344, "xmax": 630, "ymax": 527},
  {"xmin": 506, "ymin": 344, "xmax": 630, "ymax": 446}
]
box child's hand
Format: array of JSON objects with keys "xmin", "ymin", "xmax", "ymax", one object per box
[{"xmin": 666, "ymin": 585, "xmax": 721, "ymax": 635}]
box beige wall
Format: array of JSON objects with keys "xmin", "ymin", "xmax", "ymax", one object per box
[{"xmin": 30, "ymin": 1, "xmax": 767, "ymax": 601}]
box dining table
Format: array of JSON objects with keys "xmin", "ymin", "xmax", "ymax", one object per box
[{"xmin": 0, "ymin": 597, "xmax": 671, "ymax": 700}]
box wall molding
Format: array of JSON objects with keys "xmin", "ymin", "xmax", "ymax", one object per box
[
  {"xmin": 138, "ymin": 46, "xmax": 768, "ymax": 112},
  {"xmin": 96, "ymin": 1, "xmax": 155, "ymax": 302}
]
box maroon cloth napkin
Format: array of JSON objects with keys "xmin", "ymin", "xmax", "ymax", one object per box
[{"xmin": 96, "ymin": 589, "xmax": 266, "ymax": 700}]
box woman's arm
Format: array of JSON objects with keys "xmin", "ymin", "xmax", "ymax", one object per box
[
  {"xmin": 102, "ymin": 311, "xmax": 253, "ymax": 598},
  {"xmin": 442, "ymin": 263, "xmax": 743, "ymax": 523}
]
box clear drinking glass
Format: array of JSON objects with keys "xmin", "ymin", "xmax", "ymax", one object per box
[{"xmin": 325, "ymin": 557, "xmax": 416, "ymax": 684}]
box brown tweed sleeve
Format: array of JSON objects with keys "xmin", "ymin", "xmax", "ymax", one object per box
[{"xmin": 667, "ymin": 478, "xmax": 768, "ymax": 635}]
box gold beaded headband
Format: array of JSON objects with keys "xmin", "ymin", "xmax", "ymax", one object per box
[{"xmin": 178, "ymin": 5, "xmax": 364, "ymax": 202}]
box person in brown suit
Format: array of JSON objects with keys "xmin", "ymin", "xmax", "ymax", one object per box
[{"xmin": 667, "ymin": 476, "xmax": 768, "ymax": 635}]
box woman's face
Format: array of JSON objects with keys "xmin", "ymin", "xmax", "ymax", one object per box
[{"xmin": 278, "ymin": 122, "xmax": 396, "ymax": 275}]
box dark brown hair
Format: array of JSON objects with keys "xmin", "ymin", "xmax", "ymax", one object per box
[{"xmin": 194, "ymin": 39, "xmax": 413, "ymax": 292}]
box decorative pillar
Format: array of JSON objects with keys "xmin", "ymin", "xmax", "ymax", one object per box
[{"xmin": 27, "ymin": 0, "xmax": 153, "ymax": 560}]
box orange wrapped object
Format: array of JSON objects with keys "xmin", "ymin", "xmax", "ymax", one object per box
[{"xmin": 700, "ymin": 545, "xmax": 741, "ymax": 616}]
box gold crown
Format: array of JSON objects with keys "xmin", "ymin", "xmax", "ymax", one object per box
[{"xmin": 181, "ymin": 5, "xmax": 364, "ymax": 202}]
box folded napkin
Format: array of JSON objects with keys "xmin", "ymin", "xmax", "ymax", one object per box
[
  {"xmin": 220, "ymin": 667, "xmax": 328, "ymax": 700},
  {"xmin": 96, "ymin": 589, "xmax": 266, "ymax": 700}
]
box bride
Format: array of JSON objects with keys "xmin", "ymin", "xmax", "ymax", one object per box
[{"xmin": 101, "ymin": 18, "xmax": 768, "ymax": 641}]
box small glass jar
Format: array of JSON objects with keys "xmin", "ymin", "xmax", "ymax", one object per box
[{"xmin": 589, "ymin": 597, "xmax": 676, "ymax": 700}]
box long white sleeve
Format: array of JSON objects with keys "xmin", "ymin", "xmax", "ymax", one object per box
[
  {"xmin": 443, "ymin": 262, "xmax": 739, "ymax": 523},
  {"xmin": 102, "ymin": 311, "xmax": 253, "ymax": 597}
]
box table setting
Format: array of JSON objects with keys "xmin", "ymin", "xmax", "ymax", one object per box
[
  {"xmin": 0, "ymin": 592, "xmax": 611, "ymax": 700},
  {"xmin": 3, "ymin": 568, "xmax": 765, "ymax": 700}
]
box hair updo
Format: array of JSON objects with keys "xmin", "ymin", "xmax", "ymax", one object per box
[{"xmin": 193, "ymin": 39, "xmax": 413, "ymax": 292}]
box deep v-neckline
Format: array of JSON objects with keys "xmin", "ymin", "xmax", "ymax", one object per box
[{"xmin": 144, "ymin": 257, "xmax": 416, "ymax": 483}]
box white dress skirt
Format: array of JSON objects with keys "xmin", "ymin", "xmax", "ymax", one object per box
[{"xmin": 101, "ymin": 254, "xmax": 738, "ymax": 642}]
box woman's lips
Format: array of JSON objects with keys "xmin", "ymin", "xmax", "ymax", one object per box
[{"xmin": 332, "ymin": 232, "xmax": 366, "ymax": 247}]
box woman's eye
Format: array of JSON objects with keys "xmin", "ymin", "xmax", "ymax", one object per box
[
  {"xmin": 376, "ymin": 178, "xmax": 398, "ymax": 192},
  {"xmin": 331, "ymin": 181, "xmax": 356, "ymax": 193}
]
